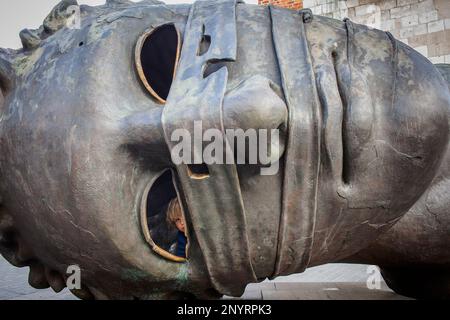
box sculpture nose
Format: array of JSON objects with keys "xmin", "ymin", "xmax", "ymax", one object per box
[
  {"xmin": 120, "ymin": 75, "xmax": 288, "ymax": 170},
  {"xmin": 222, "ymin": 75, "xmax": 288, "ymax": 160},
  {"xmin": 220, "ymin": 75, "xmax": 288, "ymax": 169}
]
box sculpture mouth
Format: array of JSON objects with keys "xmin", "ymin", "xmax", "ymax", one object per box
[
  {"xmin": 316, "ymin": 50, "xmax": 349, "ymax": 189},
  {"xmin": 139, "ymin": 169, "xmax": 189, "ymax": 263}
]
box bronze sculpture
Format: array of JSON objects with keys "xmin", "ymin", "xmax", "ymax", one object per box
[{"xmin": 0, "ymin": 0, "xmax": 449, "ymax": 300}]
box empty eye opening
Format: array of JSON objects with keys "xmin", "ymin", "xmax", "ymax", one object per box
[
  {"xmin": 135, "ymin": 23, "xmax": 181, "ymax": 104},
  {"xmin": 187, "ymin": 164, "xmax": 210, "ymax": 180},
  {"xmin": 140, "ymin": 170, "xmax": 189, "ymax": 263}
]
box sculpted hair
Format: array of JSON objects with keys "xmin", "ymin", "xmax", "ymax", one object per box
[{"xmin": 19, "ymin": 0, "xmax": 164, "ymax": 52}]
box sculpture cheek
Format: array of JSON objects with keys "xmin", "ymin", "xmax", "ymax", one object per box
[
  {"xmin": 344, "ymin": 78, "xmax": 375, "ymax": 152},
  {"xmin": 341, "ymin": 72, "xmax": 375, "ymax": 182}
]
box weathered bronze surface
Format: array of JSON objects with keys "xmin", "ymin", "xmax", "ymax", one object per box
[{"xmin": 0, "ymin": 0, "xmax": 448, "ymax": 299}]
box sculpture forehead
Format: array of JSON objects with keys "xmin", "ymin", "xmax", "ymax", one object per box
[{"xmin": 7, "ymin": 4, "xmax": 188, "ymax": 116}]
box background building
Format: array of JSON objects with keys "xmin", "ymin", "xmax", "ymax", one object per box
[
  {"xmin": 258, "ymin": 0, "xmax": 450, "ymax": 63},
  {"xmin": 259, "ymin": 0, "xmax": 303, "ymax": 10}
]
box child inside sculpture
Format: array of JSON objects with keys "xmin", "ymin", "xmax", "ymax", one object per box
[{"xmin": 166, "ymin": 198, "xmax": 188, "ymax": 259}]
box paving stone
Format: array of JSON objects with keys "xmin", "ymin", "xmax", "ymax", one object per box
[
  {"xmin": 264, "ymin": 283, "xmax": 411, "ymax": 300},
  {"xmin": 240, "ymin": 290, "xmax": 263, "ymax": 300},
  {"xmin": 9, "ymin": 289, "xmax": 77, "ymax": 301},
  {"xmin": 246, "ymin": 282, "xmax": 276, "ymax": 291},
  {"xmin": 262, "ymin": 289, "xmax": 298, "ymax": 300},
  {"xmin": 0, "ymin": 288, "xmax": 23, "ymax": 300}
]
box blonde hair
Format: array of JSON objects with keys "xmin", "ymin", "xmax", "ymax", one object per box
[{"xmin": 166, "ymin": 197, "xmax": 183, "ymax": 227}]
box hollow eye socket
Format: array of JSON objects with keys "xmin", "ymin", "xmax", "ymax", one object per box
[
  {"xmin": 135, "ymin": 23, "xmax": 181, "ymax": 104},
  {"xmin": 140, "ymin": 170, "xmax": 188, "ymax": 263}
]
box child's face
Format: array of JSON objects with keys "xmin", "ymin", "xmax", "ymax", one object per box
[{"xmin": 175, "ymin": 216, "xmax": 186, "ymax": 234}]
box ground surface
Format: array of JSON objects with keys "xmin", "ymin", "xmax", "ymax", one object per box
[{"xmin": 0, "ymin": 256, "xmax": 411, "ymax": 300}]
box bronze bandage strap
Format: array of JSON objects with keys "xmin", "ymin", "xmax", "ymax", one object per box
[
  {"xmin": 162, "ymin": 0, "xmax": 257, "ymax": 297},
  {"xmin": 270, "ymin": 7, "xmax": 321, "ymax": 277}
]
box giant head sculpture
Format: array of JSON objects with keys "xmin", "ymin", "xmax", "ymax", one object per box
[{"xmin": 0, "ymin": 0, "xmax": 449, "ymax": 299}]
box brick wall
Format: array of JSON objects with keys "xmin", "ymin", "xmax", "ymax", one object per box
[
  {"xmin": 302, "ymin": 0, "xmax": 450, "ymax": 63},
  {"xmin": 259, "ymin": 0, "xmax": 304, "ymax": 10}
]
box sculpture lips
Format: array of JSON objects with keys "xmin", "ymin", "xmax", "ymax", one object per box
[{"xmin": 317, "ymin": 57, "xmax": 347, "ymax": 187}]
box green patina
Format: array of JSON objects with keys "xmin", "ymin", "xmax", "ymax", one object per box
[
  {"xmin": 176, "ymin": 262, "xmax": 189, "ymax": 285},
  {"xmin": 13, "ymin": 47, "xmax": 44, "ymax": 77},
  {"xmin": 121, "ymin": 268, "xmax": 151, "ymax": 282}
]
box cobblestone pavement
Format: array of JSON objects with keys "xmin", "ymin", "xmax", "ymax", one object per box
[{"xmin": 0, "ymin": 256, "xmax": 410, "ymax": 300}]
